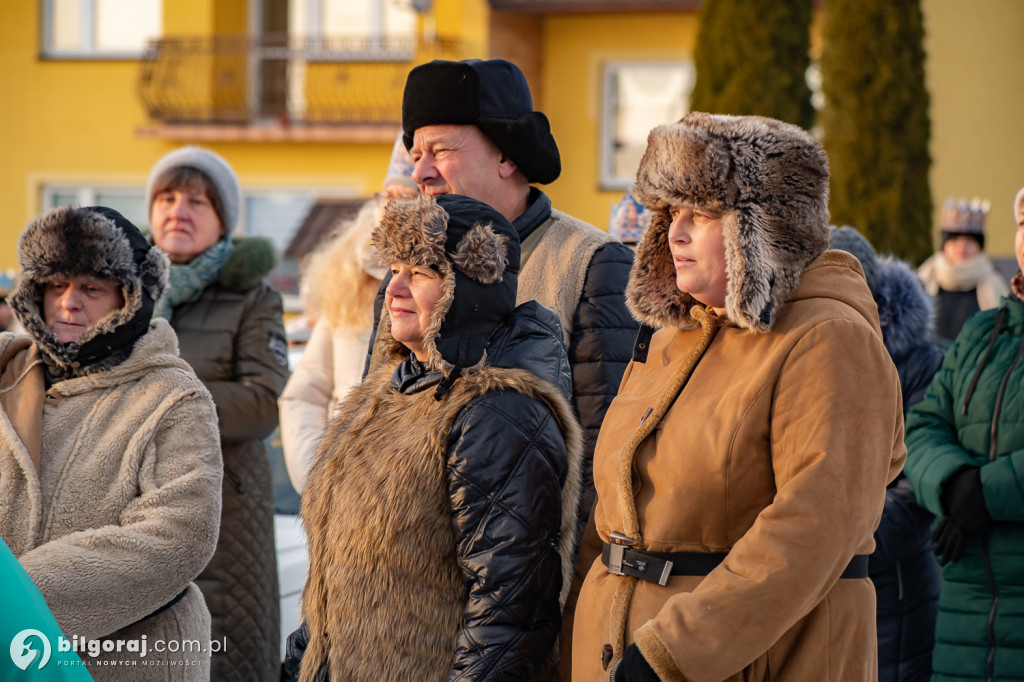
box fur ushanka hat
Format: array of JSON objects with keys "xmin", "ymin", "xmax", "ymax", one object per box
[
  {"xmin": 630, "ymin": 112, "xmax": 831, "ymax": 332},
  {"xmin": 9, "ymin": 206, "xmax": 170, "ymax": 376},
  {"xmin": 402, "ymin": 59, "xmax": 561, "ymax": 185},
  {"xmin": 372, "ymin": 194, "xmax": 519, "ymax": 393}
]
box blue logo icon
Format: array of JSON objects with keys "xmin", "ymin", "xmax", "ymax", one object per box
[{"xmin": 10, "ymin": 629, "xmax": 51, "ymax": 671}]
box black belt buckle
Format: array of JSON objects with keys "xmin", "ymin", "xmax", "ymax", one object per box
[{"xmin": 606, "ymin": 533, "xmax": 674, "ymax": 586}]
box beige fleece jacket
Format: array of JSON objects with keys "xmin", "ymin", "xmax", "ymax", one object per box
[{"xmin": 0, "ymin": 320, "xmax": 223, "ymax": 681}]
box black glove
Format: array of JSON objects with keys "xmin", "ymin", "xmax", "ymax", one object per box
[
  {"xmin": 281, "ymin": 623, "xmax": 330, "ymax": 682},
  {"xmin": 611, "ymin": 644, "xmax": 660, "ymax": 682},
  {"xmin": 280, "ymin": 623, "xmax": 310, "ymax": 682},
  {"xmin": 940, "ymin": 466, "xmax": 992, "ymax": 533},
  {"xmin": 932, "ymin": 518, "xmax": 970, "ymax": 564}
]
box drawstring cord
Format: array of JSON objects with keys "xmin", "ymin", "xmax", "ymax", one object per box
[
  {"xmin": 963, "ymin": 306, "xmax": 1007, "ymax": 416},
  {"xmin": 0, "ymin": 358, "xmax": 44, "ymax": 396}
]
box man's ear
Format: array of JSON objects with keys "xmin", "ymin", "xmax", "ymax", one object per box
[{"xmin": 497, "ymin": 153, "xmax": 519, "ymax": 180}]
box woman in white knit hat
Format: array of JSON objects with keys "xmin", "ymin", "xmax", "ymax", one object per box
[{"xmin": 146, "ymin": 146, "xmax": 288, "ymax": 682}]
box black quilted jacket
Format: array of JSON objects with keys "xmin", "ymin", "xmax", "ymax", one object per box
[{"xmin": 284, "ymin": 302, "xmax": 575, "ymax": 682}]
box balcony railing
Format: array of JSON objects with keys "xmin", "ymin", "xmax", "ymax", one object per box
[{"xmin": 138, "ymin": 34, "xmax": 462, "ymax": 128}]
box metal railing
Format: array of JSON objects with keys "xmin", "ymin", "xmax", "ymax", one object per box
[{"xmin": 138, "ymin": 34, "xmax": 462, "ymax": 126}]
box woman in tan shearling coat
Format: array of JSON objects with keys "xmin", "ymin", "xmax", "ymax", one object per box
[
  {"xmin": 0, "ymin": 206, "xmax": 222, "ymax": 680},
  {"xmin": 567, "ymin": 114, "xmax": 906, "ymax": 681}
]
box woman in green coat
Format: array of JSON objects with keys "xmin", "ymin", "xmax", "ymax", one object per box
[
  {"xmin": 904, "ymin": 187, "xmax": 1024, "ymax": 681},
  {"xmin": 146, "ymin": 146, "xmax": 289, "ymax": 682}
]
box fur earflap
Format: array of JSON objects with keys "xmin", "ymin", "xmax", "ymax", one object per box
[
  {"xmin": 450, "ymin": 222, "xmax": 508, "ymax": 285},
  {"xmin": 630, "ymin": 112, "xmax": 830, "ymax": 332}
]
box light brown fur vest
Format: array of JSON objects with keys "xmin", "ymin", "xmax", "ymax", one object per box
[{"xmin": 299, "ymin": 362, "xmax": 583, "ymax": 682}]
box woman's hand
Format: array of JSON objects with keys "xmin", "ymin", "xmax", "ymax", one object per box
[
  {"xmin": 940, "ymin": 466, "xmax": 992, "ymax": 532},
  {"xmin": 931, "ymin": 518, "xmax": 969, "ymax": 564}
]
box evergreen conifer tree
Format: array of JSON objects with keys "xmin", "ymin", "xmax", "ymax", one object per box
[
  {"xmin": 691, "ymin": 0, "xmax": 814, "ymax": 130},
  {"xmin": 820, "ymin": 0, "xmax": 932, "ymax": 262}
]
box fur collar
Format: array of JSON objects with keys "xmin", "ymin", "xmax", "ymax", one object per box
[
  {"xmin": 875, "ymin": 255, "xmax": 936, "ymax": 362},
  {"xmin": 630, "ymin": 113, "xmax": 830, "ymax": 332},
  {"xmin": 217, "ymin": 237, "xmax": 277, "ymax": 292}
]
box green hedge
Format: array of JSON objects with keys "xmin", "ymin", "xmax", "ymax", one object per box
[{"xmin": 691, "ymin": 0, "xmax": 814, "ymax": 130}]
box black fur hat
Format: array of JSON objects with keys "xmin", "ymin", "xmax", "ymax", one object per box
[
  {"xmin": 372, "ymin": 194, "xmax": 519, "ymax": 387},
  {"xmin": 9, "ymin": 206, "xmax": 170, "ymax": 376},
  {"xmin": 402, "ymin": 59, "xmax": 561, "ymax": 185}
]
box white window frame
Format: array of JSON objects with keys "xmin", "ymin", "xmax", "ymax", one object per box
[
  {"xmin": 42, "ymin": 183, "xmax": 362, "ymax": 253},
  {"xmin": 42, "ymin": 185, "xmax": 149, "ymax": 227},
  {"xmin": 599, "ymin": 60, "xmax": 695, "ymax": 191},
  {"xmin": 41, "ymin": 0, "xmax": 163, "ymax": 59},
  {"xmin": 300, "ymin": 0, "xmax": 413, "ymax": 43}
]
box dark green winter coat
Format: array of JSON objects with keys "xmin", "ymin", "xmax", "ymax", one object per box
[
  {"xmin": 904, "ymin": 295, "xmax": 1024, "ymax": 681},
  {"xmin": 170, "ymin": 237, "xmax": 289, "ymax": 682}
]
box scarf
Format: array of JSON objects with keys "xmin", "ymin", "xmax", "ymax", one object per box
[
  {"xmin": 153, "ymin": 238, "xmax": 233, "ymax": 320},
  {"xmin": 918, "ymin": 251, "xmax": 1006, "ymax": 309}
]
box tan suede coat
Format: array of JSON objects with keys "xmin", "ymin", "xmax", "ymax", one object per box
[{"xmin": 569, "ymin": 252, "xmax": 906, "ymax": 681}]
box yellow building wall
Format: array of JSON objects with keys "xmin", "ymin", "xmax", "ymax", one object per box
[
  {"xmin": 0, "ymin": 0, "xmax": 484, "ymax": 271},
  {"xmin": 434, "ymin": 0, "xmax": 489, "ymax": 56},
  {"xmin": 923, "ymin": 0, "xmax": 1024, "ymax": 260},
  {"xmin": 540, "ymin": 12, "xmax": 700, "ymax": 232},
  {"xmin": 14, "ymin": 0, "xmax": 1020, "ymax": 269},
  {"xmin": 538, "ymin": 2, "xmax": 1024, "ymax": 259}
]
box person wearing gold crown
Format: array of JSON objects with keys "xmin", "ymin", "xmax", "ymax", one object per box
[{"xmin": 917, "ymin": 198, "xmax": 1008, "ymax": 342}]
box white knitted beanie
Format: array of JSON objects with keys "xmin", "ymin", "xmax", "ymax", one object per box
[{"xmin": 146, "ymin": 146, "xmax": 241, "ymax": 232}]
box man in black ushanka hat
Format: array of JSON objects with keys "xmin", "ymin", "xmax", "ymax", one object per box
[{"xmin": 365, "ymin": 58, "xmax": 639, "ymax": 540}]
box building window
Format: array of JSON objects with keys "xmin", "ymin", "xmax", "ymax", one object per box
[
  {"xmin": 244, "ymin": 192, "xmax": 319, "ymax": 252},
  {"xmin": 42, "ymin": 0, "xmax": 162, "ymax": 58},
  {"xmin": 43, "ymin": 186, "xmax": 150, "ymax": 230},
  {"xmin": 290, "ymin": 0, "xmax": 416, "ymax": 42},
  {"xmin": 600, "ymin": 61, "xmax": 695, "ymax": 190},
  {"xmin": 44, "ymin": 185, "xmax": 331, "ymax": 251}
]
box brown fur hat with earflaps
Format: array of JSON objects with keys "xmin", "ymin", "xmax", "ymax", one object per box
[
  {"xmin": 371, "ymin": 194, "xmax": 520, "ymax": 389},
  {"xmin": 629, "ymin": 112, "xmax": 830, "ymax": 332}
]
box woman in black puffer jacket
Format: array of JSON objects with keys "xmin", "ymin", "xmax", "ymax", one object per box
[
  {"xmin": 283, "ymin": 194, "xmax": 583, "ymax": 682},
  {"xmin": 831, "ymin": 227, "xmax": 944, "ymax": 682}
]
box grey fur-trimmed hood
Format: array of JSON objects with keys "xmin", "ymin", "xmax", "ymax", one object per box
[
  {"xmin": 630, "ymin": 112, "xmax": 830, "ymax": 332},
  {"xmin": 371, "ymin": 194, "xmax": 520, "ymax": 389},
  {"xmin": 9, "ymin": 206, "xmax": 170, "ymax": 376}
]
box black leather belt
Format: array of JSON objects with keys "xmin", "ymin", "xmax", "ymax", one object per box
[{"xmin": 602, "ymin": 539, "xmax": 870, "ymax": 586}]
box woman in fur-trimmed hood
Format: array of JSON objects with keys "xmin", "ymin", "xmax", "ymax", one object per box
[
  {"xmin": 0, "ymin": 206, "xmax": 222, "ymax": 680},
  {"xmin": 281, "ymin": 194, "xmax": 583, "ymax": 682},
  {"xmin": 566, "ymin": 113, "xmax": 906, "ymax": 682},
  {"xmin": 831, "ymin": 226, "xmax": 944, "ymax": 682}
]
